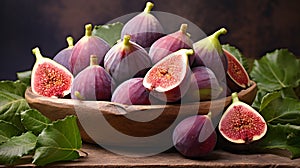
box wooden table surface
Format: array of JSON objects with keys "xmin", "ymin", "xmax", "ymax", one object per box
[{"xmin": 11, "ymin": 143, "xmax": 300, "ymax": 167}]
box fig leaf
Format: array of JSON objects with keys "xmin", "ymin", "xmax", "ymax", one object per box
[
  {"xmin": 92, "ymin": 22, "xmax": 124, "ymax": 47},
  {"xmin": 33, "ymin": 116, "xmax": 82, "ymax": 166},
  {"xmin": 260, "ymin": 94, "xmax": 300, "ymax": 125},
  {"xmin": 256, "ymin": 124, "xmax": 300, "ymax": 159},
  {"xmin": 0, "ymin": 120, "xmax": 23, "ymax": 144},
  {"xmin": 250, "ymin": 49, "xmax": 300, "ymax": 92},
  {"xmin": 0, "ymin": 89, "xmax": 30, "ymax": 131},
  {"xmin": 21, "ymin": 109, "xmax": 51, "ymax": 135},
  {"xmin": 0, "ymin": 80, "xmax": 27, "ymax": 97},
  {"xmin": 0, "ymin": 132, "xmax": 37, "ymax": 165},
  {"xmin": 16, "ymin": 70, "xmax": 31, "ymax": 87}
]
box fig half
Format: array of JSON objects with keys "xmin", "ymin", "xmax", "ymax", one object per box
[
  {"xmin": 143, "ymin": 49, "xmax": 193, "ymax": 102},
  {"xmin": 31, "ymin": 47, "xmax": 73, "ymax": 98},
  {"xmin": 223, "ymin": 48, "xmax": 250, "ymax": 92},
  {"xmin": 218, "ymin": 92, "xmax": 267, "ymax": 144}
]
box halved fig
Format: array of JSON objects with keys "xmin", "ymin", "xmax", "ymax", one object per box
[
  {"xmin": 223, "ymin": 48, "xmax": 250, "ymax": 92},
  {"xmin": 218, "ymin": 92, "xmax": 267, "ymax": 144},
  {"xmin": 31, "ymin": 47, "xmax": 73, "ymax": 98},
  {"xmin": 143, "ymin": 49, "xmax": 193, "ymax": 102}
]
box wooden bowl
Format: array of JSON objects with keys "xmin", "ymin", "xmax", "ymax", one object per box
[{"xmin": 25, "ymin": 81, "xmax": 257, "ymax": 148}]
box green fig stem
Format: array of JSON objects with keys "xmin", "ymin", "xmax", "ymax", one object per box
[
  {"xmin": 123, "ymin": 35, "xmax": 131, "ymax": 46},
  {"xmin": 85, "ymin": 24, "xmax": 93, "ymax": 36},
  {"xmin": 75, "ymin": 91, "xmax": 85, "ymax": 100},
  {"xmin": 185, "ymin": 49, "xmax": 194, "ymax": 56},
  {"xmin": 66, "ymin": 36, "xmax": 74, "ymax": 48},
  {"xmin": 231, "ymin": 92, "xmax": 240, "ymax": 103},
  {"xmin": 211, "ymin": 28, "xmax": 227, "ymax": 39},
  {"xmin": 90, "ymin": 55, "xmax": 98, "ymax": 66},
  {"xmin": 207, "ymin": 111, "xmax": 212, "ymax": 119},
  {"xmin": 32, "ymin": 47, "xmax": 43, "ymax": 60},
  {"xmin": 143, "ymin": 2, "xmax": 154, "ymax": 13},
  {"xmin": 179, "ymin": 24, "xmax": 188, "ymax": 34}
]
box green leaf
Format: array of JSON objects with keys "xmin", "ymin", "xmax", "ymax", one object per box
[
  {"xmin": 0, "ymin": 81, "xmax": 27, "ymax": 97},
  {"xmin": 21, "ymin": 109, "xmax": 51, "ymax": 135},
  {"xmin": 260, "ymin": 95, "xmax": 300, "ymax": 125},
  {"xmin": 0, "ymin": 120, "xmax": 23, "ymax": 144},
  {"xmin": 92, "ymin": 22, "xmax": 123, "ymax": 47},
  {"xmin": 260, "ymin": 91, "xmax": 281, "ymax": 111},
  {"xmin": 222, "ymin": 44, "xmax": 250, "ymax": 73},
  {"xmin": 0, "ymin": 132, "xmax": 37, "ymax": 165},
  {"xmin": 16, "ymin": 70, "xmax": 31, "ymax": 87},
  {"xmin": 0, "ymin": 91, "xmax": 30, "ymax": 130},
  {"xmin": 33, "ymin": 115, "xmax": 82, "ymax": 166},
  {"xmin": 250, "ymin": 49, "xmax": 300, "ymax": 92},
  {"xmin": 256, "ymin": 124, "xmax": 300, "ymax": 159},
  {"xmin": 252, "ymin": 90, "xmax": 268, "ymax": 110}
]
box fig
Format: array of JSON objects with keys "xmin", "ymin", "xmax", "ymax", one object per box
[
  {"xmin": 53, "ymin": 36, "xmax": 74, "ymax": 71},
  {"xmin": 69, "ymin": 24, "xmax": 110, "ymax": 76},
  {"xmin": 183, "ymin": 66, "xmax": 223, "ymax": 102},
  {"xmin": 149, "ymin": 23, "xmax": 194, "ymax": 65},
  {"xmin": 218, "ymin": 92, "xmax": 267, "ymax": 144},
  {"xmin": 192, "ymin": 28, "xmax": 228, "ymax": 81},
  {"xmin": 111, "ymin": 78, "xmax": 160, "ymax": 105},
  {"xmin": 71, "ymin": 55, "xmax": 112, "ymax": 101},
  {"xmin": 172, "ymin": 113, "xmax": 217, "ymax": 158},
  {"xmin": 121, "ymin": 2, "xmax": 164, "ymax": 48},
  {"xmin": 143, "ymin": 49, "xmax": 193, "ymax": 102},
  {"xmin": 104, "ymin": 35, "xmax": 152, "ymax": 84},
  {"xmin": 223, "ymin": 48, "xmax": 250, "ymax": 92},
  {"xmin": 31, "ymin": 47, "xmax": 73, "ymax": 98}
]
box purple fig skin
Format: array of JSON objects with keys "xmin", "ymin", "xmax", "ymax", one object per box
[
  {"xmin": 143, "ymin": 49, "xmax": 193, "ymax": 103},
  {"xmin": 53, "ymin": 36, "xmax": 74, "ymax": 71},
  {"xmin": 149, "ymin": 24, "xmax": 194, "ymax": 65},
  {"xmin": 121, "ymin": 2, "xmax": 165, "ymax": 48},
  {"xmin": 192, "ymin": 28, "xmax": 228, "ymax": 81},
  {"xmin": 183, "ymin": 66, "xmax": 223, "ymax": 102},
  {"xmin": 104, "ymin": 35, "xmax": 152, "ymax": 85},
  {"xmin": 69, "ymin": 24, "xmax": 110, "ymax": 76},
  {"xmin": 111, "ymin": 78, "xmax": 161, "ymax": 105},
  {"xmin": 173, "ymin": 114, "xmax": 217, "ymax": 158},
  {"xmin": 71, "ymin": 55, "xmax": 112, "ymax": 101}
]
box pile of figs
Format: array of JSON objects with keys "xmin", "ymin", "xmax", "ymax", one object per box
[{"xmin": 30, "ymin": 1, "xmax": 267, "ymax": 159}]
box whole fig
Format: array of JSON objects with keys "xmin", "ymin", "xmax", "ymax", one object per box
[
  {"xmin": 183, "ymin": 66, "xmax": 223, "ymax": 102},
  {"xmin": 104, "ymin": 35, "xmax": 152, "ymax": 85},
  {"xmin": 149, "ymin": 23, "xmax": 194, "ymax": 65},
  {"xmin": 71, "ymin": 55, "xmax": 112, "ymax": 101},
  {"xmin": 121, "ymin": 2, "xmax": 164, "ymax": 48},
  {"xmin": 111, "ymin": 78, "xmax": 160, "ymax": 105},
  {"xmin": 218, "ymin": 92, "xmax": 267, "ymax": 144},
  {"xmin": 69, "ymin": 24, "xmax": 110, "ymax": 76},
  {"xmin": 143, "ymin": 49, "xmax": 193, "ymax": 102},
  {"xmin": 31, "ymin": 47, "xmax": 73, "ymax": 98},
  {"xmin": 53, "ymin": 36, "xmax": 74, "ymax": 71},
  {"xmin": 192, "ymin": 28, "xmax": 228, "ymax": 81},
  {"xmin": 173, "ymin": 113, "xmax": 217, "ymax": 158}
]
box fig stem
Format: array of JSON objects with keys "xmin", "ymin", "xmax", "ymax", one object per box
[
  {"xmin": 85, "ymin": 24, "xmax": 93, "ymax": 36},
  {"xmin": 180, "ymin": 24, "xmax": 188, "ymax": 34},
  {"xmin": 212, "ymin": 28, "xmax": 227, "ymax": 39},
  {"xmin": 231, "ymin": 92, "xmax": 239, "ymax": 103},
  {"xmin": 185, "ymin": 49, "xmax": 194, "ymax": 56},
  {"xmin": 143, "ymin": 2, "xmax": 154, "ymax": 13},
  {"xmin": 75, "ymin": 91, "xmax": 85, "ymax": 100},
  {"xmin": 90, "ymin": 55, "xmax": 98, "ymax": 66},
  {"xmin": 123, "ymin": 35, "xmax": 131, "ymax": 46},
  {"xmin": 32, "ymin": 47, "xmax": 43, "ymax": 60},
  {"xmin": 66, "ymin": 36, "xmax": 74, "ymax": 48}
]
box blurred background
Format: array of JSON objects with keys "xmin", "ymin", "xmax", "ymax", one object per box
[{"xmin": 1, "ymin": 0, "xmax": 300, "ymax": 80}]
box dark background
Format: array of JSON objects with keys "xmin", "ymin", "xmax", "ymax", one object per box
[{"xmin": 1, "ymin": 0, "xmax": 300, "ymax": 80}]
